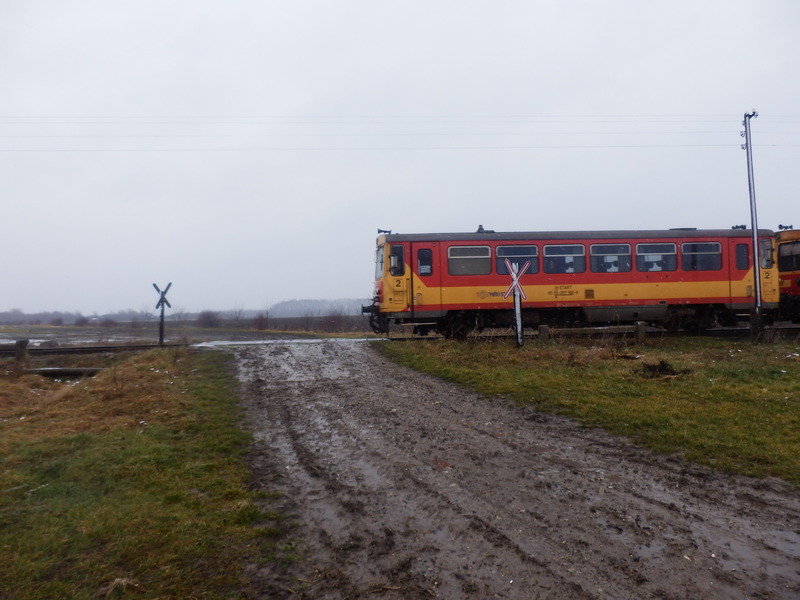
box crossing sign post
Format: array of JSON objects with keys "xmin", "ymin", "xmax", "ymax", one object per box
[
  {"xmin": 153, "ymin": 282, "xmax": 172, "ymax": 346},
  {"xmin": 503, "ymin": 259, "xmax": 530, "ymax": 347}
]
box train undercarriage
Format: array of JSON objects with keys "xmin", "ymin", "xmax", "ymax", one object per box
[{"xmin": 364, "ymin": 303, "xmax": 768, "ymax": 339}]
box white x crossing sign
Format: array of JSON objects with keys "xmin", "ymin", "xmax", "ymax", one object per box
[{"xmin": 502, "ymin": 259, "xmax": 531, "ymax": 300}]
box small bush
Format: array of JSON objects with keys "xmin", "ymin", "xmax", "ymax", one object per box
[
  {"xmin": 252, "ymin": 312, "xmax": 270, "ymax": 330},
  {"xmin": 196, "ymin": 310, "xmax": 221, "ymax": 328}
]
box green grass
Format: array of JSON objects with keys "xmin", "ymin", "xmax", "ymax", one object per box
[
  {"xmin": 379, "ymin": 336, "xmax": 800, "ymax": 484},
  {"xmin": 0, "ymin": 349, "xmax": 292, "ymax": 600}
]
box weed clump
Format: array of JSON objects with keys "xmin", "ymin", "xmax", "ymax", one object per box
[{"xmin": 639, "ymin": 360, "xmax": 691, "ymax": 379}]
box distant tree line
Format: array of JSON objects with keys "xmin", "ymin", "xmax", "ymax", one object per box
[
  {"xmin": 193, "ymin": 309, "xmax": 367, "ymax": 333},
  {"xmin": 269, "ymin": 298, "xmax": 366, "ymax": 318},
  {"xmin": 0, "ymin": 309, "xmax": 156, "ymax": 326},
  {"xmin": 0, "ymin": 298, "xmax": 373, "ymax": 334}
]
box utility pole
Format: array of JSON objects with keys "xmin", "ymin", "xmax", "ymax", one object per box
[{"xmin": 741, "ymin": 110, "xmax": 762, "ymax": 332}]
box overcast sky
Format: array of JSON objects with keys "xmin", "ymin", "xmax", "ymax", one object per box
[{"xmin": 2, "ymin": 0, "xmax": 799, "ymax": 315}]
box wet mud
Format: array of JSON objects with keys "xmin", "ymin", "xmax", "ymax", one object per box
[{"xmin": 234, "ymin": 339, "xmax": 800, "ymax": 599}]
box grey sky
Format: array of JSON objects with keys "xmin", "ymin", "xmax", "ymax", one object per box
[{"xmin": 2, "ymin": 1, "xmax": 799, "ymax": 314}]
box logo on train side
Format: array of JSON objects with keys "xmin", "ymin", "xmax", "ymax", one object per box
[{"xmin": 477, "ymin": 290, "xmax": 504, "ymax": 299}]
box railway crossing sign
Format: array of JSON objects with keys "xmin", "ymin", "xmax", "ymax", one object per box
[
  {"xmin": 502, "ymin": 259, "xmax": 531, "ymax": 300},
  {"xmin": 502, "ymin": 260, "xmax": 530, "ymax": 347},
  {"xmin": 153, "ymin": 282, "xmax": 172, "ymax": 345}
]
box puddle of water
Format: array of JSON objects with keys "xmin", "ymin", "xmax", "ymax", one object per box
[
  {"xmin": 193, "ymin": 338, "xmax": 382, "ymax": 348},
  {"xmin": 0, "ymin": 338, "xmax": 50, "ymax": 346}
]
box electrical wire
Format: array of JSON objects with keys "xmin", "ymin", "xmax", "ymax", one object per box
[{"xmin": 0, "ymin": 114, "xmax": 797, "ymax": 152}]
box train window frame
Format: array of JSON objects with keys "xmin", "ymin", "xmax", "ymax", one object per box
[
  {"xmin": 417, "ymin": 248, "xmax": 433, "ymax": 276},
  {"xmin": 635, "ymin": 243, "xmax": 677, "ymax": 272},
  {"xmin": 375, "ymin": 244, "xmax": 385, "ymax": 279},
  {"xmin": 447, "ymin": 245, "xmax": 492, "ymax": 276},
  {"xmin": 496, "ymin": 245, "xmax": 539, "ymax": 275},
  {"xmin": 778, "ymin": 240, "xmax": 800, "ymax": 272},
  {"xmin": 389, "ymin": 244, "xmax": 405, "ymax": 276},
  {"xmin": 735, "ymin": 243, "xmax": 750, "ymax": 270},
  {"xmin": 760, "ymin": 239, "xmax": 774, "ymax": 269},
  {"xmin": 681, "ymin": 241, "xmax": 723, "ymax": 271},
  {"xmin": 543, "ymin": 244, "xmax": 586, "ymax": 274},
  {"xmin": 589, "ymin": 243, "xmax": 631, "ymax": 273}
]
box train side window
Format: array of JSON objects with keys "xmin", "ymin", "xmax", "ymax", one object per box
[
  {"xmin": 496, "ymin": 245, "xmax": 538, "ymax": 275},
  {"xmin": 778, "ymin": 241, "xmax": 800, "ymax": 271},
  {"xmin": 417, "ymin": 248, "xmax": 433, "ymax": 276},
  {"xmin": 681, "ymin": 242, "xmax": 722, "ymax": 271},
  {"xmin": 543, "ymin": 244, "xmax": 585, "ymax": 274},
  {"xmin": 448, "ymin": 246, "xmax": 491, "ymax": 275},
  {"xmin": 389, "ymin": 244, "xmax": 405, "ymax": 276},
  {"xmin": 590, "ymin": 244, "xmax": 631, "ymax": 273},
  {"xmin": 735, "ymin": 244, "xmax": 750, "ymax": 270},
  {"xmin": 635, "ymin": 243, "xmax": 677, "ymax": 272}
]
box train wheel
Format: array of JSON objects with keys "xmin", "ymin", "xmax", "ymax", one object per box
[
  {"xmin": 440, "ymin": 313, "xmax": 476, "ymax": 340},
  {"xmin": 695, "ymin": 309, "xmax": 719, "ymax": 332},
  {"xmin": 369, "ymin": 313, "xmax": 389, "ymax": 335},
  {"xmin": 716, "ymin": 310, "xmax": 738, "ymax": 327},
  {"xmin": 663, "ymin": 308, "xmax": 681, "ymax": 333}
]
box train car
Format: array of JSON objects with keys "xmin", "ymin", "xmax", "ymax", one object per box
[
  {"xmin": 776, "ymin": 228, "xmax": 800, "ymax": 322},
  {"xmin": 363, "ymin": 228, "xmax": 780, "ymax": 337}
]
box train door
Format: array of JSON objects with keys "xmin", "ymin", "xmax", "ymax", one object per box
[
  {"xmin": 410, "ymin": 242, "xmax": 442, "ymax": 317},
  {"xmin": 730, "ymin": 238, "xmax": 753, "ymax": 302},
  {"xmin": 728, "ymin": 237, "xmax": 778, "ymax": 305},
  {"xmin": 386, "ymin": 243, "xmax": 410, "ymax": 310},
  {"xmin": 758, "ymin": 236, "xmax": 778, "ymax": 303}
]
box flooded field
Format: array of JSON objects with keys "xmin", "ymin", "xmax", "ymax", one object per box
[{"xmin": 0, "ymin": 323, "xmax": 314, "ymax": 349}]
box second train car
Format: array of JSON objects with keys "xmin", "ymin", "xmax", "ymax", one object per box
[
  {"xmin": 776, "ymin": 227, "xmax": 800, "ymax": 322},
  {"xmin": 363, "ymin": 228, "xmax": 780, "ymax": 338}
]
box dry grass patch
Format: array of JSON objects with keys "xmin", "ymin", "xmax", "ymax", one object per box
[{"xmin": 0, "ymin": 348, "xmax": 291, "ymax": 600}]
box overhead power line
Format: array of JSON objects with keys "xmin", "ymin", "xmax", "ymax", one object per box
[
  {"xmin": 0, "ymin": 143, "xmax": 751, "ymax": 153},
  {"xmin": 0, "ymin": 114, "xmax": 798, "ymax": 153},
  {"xmin": 1, "ymin": 114, "xmax": 796, "ymax": 125}
]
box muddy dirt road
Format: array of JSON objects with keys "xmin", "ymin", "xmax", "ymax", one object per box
[{"xmin": 234, "ymin": 339, "xmax": 800, "ymax": 599}]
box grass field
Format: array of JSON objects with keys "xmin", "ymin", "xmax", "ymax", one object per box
[
  {"xmin": 0, "ymin": 348, "xmax": 292, "ymax": 600},
  {"xmin": 379, "ymin": 335, "xmax": 800, "ymax": 485}
]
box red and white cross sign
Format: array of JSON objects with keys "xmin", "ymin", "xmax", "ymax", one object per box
[{"xmin": 502, "ymin": 259, "xmax": 531, "ymax": 300}]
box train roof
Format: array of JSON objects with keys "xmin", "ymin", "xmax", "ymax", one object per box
[
  {"xmin": 776, "ymin": 229, "xmax": 800, "ymax": 241},
  {"xmin": 379, "ymin": 228, "xmax": 775, "ymax": 244}
]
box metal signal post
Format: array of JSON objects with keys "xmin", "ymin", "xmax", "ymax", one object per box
[
  {"xmin": 741, "ymin": 111, "xmax": 762, "ymax": 334},
  {"xmin": 742, "ymin": 111, "xmax": 761, "ymax": 313},
  {"xmin": 153, "ymin": 282, "xmax": 172, "ymax": 345}
]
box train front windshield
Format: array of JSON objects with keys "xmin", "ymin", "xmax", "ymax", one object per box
[
  {"xmin": 778, "ymin": 239, "xmax": 800, "ymax": 271},
  {"xmin": 375, "ymin": 244, "xmax": 385, "ymax": 280}
]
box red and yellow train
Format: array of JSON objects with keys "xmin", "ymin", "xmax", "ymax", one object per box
[
  {"xmin": 777, "ymin": 228, "xmax": 800, "ymax": 323},
  {"xmin": 363, "ymin": 227, "xmax": 799, "ymax": 337}
]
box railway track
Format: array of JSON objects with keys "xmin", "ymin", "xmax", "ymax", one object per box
[
  {"xmin": 386, "ymin": 322, "xmax": 800, "ymax": 341},
  {"xmin": 2, "ymin": 323, "xmax": 798, "ymax": 357},
  {"xmin": 0, "ymin": 342, "xmax": 186, "ymax": 358}
]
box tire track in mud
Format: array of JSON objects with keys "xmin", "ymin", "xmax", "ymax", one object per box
[{"xmin": 234, "ymin": 339, "xmax": 800, "ymax": 600}]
